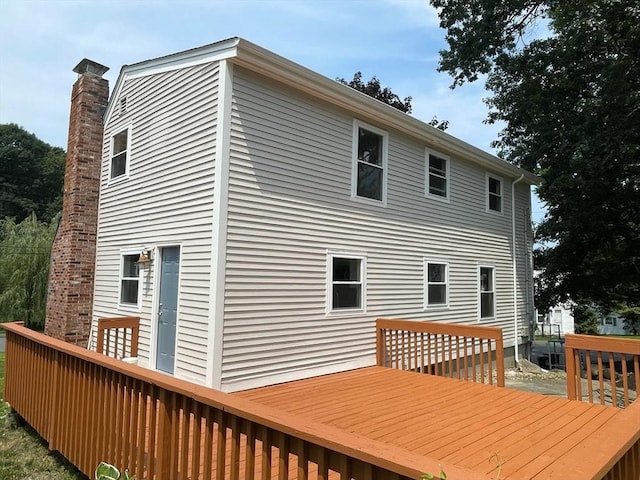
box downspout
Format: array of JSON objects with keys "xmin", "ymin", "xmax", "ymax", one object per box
[{"xmin": 511, "ymin": 174, "xmax": 525, "ymax": 365}]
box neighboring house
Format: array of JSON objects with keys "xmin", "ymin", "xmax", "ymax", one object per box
[
  {"xmin": 598, "ymin": 313, "xmax": 627, "ymax": 335},
  {"xmin": 63, "ymin": 38, "xmax": 538, "ymax": 393},
  {"xmin": 536, "ymin": 304, "xmax": 575, "ymax": 337}
]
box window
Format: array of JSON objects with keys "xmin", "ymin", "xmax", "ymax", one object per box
[
  {"xmin": 120, "ymin": 253, "xmax": 140, "ymax": 307},
  {"xmin": 328, "ymin": 254, "xmax": 365, "ymax": 312},
  {"xmin": 426, "ymin": 150, "xmax": 449, "ymax": 200},
  {"xmin": 110, "ymin": 127, "xmax": 130, "ymax": 179},
  {"xmin": 425, "ymin": 261, "xmax": 448, "ymax": 307},
  {"xmin": 479, "ymin": 266, "xmax": 495, "ymax": 319},
  {"xmin": 604, "ymin": 316, "xmax": 617, "ymax": 326},
  {"xmin": 487, "ymin": 174, "xmax": 502, "ymax": 212},
  {"xmin": 352, "ymin": 121, "xmax": 387, "ymax": 203}
]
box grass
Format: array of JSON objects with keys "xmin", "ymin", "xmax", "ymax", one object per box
[{"xmin": 0, "ymin": 351, "xmax": 87, "ymax": 480}]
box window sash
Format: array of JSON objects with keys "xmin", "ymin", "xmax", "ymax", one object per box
[
  {"xmin": 111, "ymin": 129, "xmax": 129, "ymax": 179},
  {"xmin": 479, "ymin": 267, "xmax": 495, "ymax": 318},
  {"xmin": 357, "ymin": 161, "xmax": 383, "ymax": 200},
  {"xmin": 120, "ymin": 254, "xmax": 140, "ymax": 306},
  {"xmin": 331, "ymin": 256, "xmax": 363, "ymax": 311},
  {"xmin": 353, "ymin": 122, "xmax": 386, "ymax": 203},
  {"xmin": 428, "ymin": 153, "xmax": 448, "ymax": 198},
  {"xmin": 488, "ymin": 176, "xmax": 502, "ymax": 212},
  {"xmin": 426, "ymin": 262, "xmax": 448, "ymax": 306}
]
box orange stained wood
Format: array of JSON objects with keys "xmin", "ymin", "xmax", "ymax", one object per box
[
  {"xmin": 237, "ymin": 366, "xmax": 640, "ymax": 480},
  {"xmin": 96, "ymin": 316, "xmax": 140, "ymax": 359}
]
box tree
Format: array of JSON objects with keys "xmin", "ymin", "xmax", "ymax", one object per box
[
  {"xmin": 337, "ymin": 72, "xmax": 450, "ymax": 131},
  {"xmin": 619, "ymin": 307, "xmax": 640, "ymax": 335},
  {"xmin": 337, "ymin": 71, "xmax": 413, "ymax": 114},
  {"xmin": 431, "ymin": 0, "xmax": 640, "ymax": 312},
  {"xmin": 572, "ymin": 304, "xmax": 599, "ymax": 335},
  {"xmin": 0, "ymin": 123, "xmax": 65, "ymax": 223},
  {"xmin": 0, "ymin": 213, "xmax": 58, "ymax": 329}
]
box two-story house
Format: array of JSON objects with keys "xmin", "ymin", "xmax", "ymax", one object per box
[{"xmin": 55, "ymin": 38, "xmax": 538, "ymax": 393}]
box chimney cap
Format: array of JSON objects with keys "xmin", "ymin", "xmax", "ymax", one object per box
[{"xmin": 73, "ymin": 58, "xmax": 109, "ymax": 77}]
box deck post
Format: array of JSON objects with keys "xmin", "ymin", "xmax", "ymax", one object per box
[
  {"xmin": 565, "ymin": 343, "xmax": 577, "ymax": 400},
  {"xmin": 156, "ymin": 388, "xmax": 175, "ymax": 478},
  {"xmin": 47, "ymin": 349, "xmax": 62, "ymax": 452},
  {"xmin": 376, "ymin": 325, "xmax": 385, "ymax": 366},
  {"xmin": 495, "ymin": 333, "xmax": 505, "ymax": 387}
]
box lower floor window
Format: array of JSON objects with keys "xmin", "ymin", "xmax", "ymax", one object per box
[
  {"xmin": 480, "ymin": 266, "xmax": 495, "ymax": 319},
  {"xmin": 426, "ymin": 261, "xmax": 448, "ymax": 307},
  {"xmin": 329, "ymin": 254, "xmax": 364, "ymax": 311},
  {"xmin": 120, "ymin": 253, "xmax": 140, "ymax": 306}
]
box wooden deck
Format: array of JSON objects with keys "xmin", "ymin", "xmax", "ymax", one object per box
[
  {"xmin": 2, "ymin": 320, "xmax": 640, "ymax": 480},
  {"xmin": 237, "ymin": 366, "xmax": 640, "ymax": 479}
]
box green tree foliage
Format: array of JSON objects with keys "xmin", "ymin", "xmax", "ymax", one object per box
[
  {"xmin": 337, "ymin": 71, "xmax": 413, "ymax": 113},
  {"xmin": 431, "ymin": 0, "xmax": 640, "ymax": 312},
  {"xmin": 337, "ymin": 72, "xmax": 449, "ymax": 130},
  {"xmin": 619, "ymin": 307, "xmax": 640, "ymax": 335},
  {"xmin": 0, "ymin": 214, "xmax": 58, "ymax": 329},
  {"xmin": 573, "ymin": 304, "xmax": 599, "ymax": 335},
  {"xmin": 0, "ymin": 123, "xmax": 65, "ymax": 223}
]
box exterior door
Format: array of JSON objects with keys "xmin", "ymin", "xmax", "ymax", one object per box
[{"xmin": 156, "ymin": 246, "xmax": 180, "ymax": 374}]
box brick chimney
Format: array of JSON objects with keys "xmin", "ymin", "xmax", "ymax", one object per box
[{"xmin": 45, "ymin": 59, "xmax": 109, "ymax": 346}]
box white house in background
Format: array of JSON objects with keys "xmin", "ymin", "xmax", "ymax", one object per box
[
  {"xmin": 598, "ymin": 314, "xmax": 627, "ymax": 335},
  {"xmin": 536, "ymin": 304, "xmax": 575, "ymax": 336},
  {"xmin": 91, "ymin": 37, "xmax": 538, "ymax": 392}
]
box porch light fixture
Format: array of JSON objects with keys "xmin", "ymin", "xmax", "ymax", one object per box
[{"xmin": 136, "ymin": 249, "xmax": 152, "ymax": 266}]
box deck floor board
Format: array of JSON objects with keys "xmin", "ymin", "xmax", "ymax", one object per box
[{"xmin": 236, "ymin": 366, "xmax": 638, "ymax": 479}]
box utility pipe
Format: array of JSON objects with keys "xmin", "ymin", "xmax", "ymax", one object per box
[{"xmin": 511, "ymin": 174, "xmax": 525, "ymax": 365}]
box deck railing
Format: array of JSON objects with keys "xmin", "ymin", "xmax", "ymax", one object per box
[
  {"xmin": 376, "ymin": 318, "xmax": 505, "ymax": 387},
  {"xmin": 565, "ymin": 334, "xmax": 640, "ymax": 408},
  {"xmin": 96, "ymin": 316, "xmax": 139, "ymax": 359},
  {"xmin": 2, "ymin": 322, "xmax": 492, "ymax": 480}
]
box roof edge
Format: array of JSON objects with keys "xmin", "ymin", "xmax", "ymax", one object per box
[
  {"xmin": 104, "ymin": 37, "xmax": 539, "ymax": 185},
  {"xmin": 233, "ymin": 38, "xmax": 539, "ymax": 185}
]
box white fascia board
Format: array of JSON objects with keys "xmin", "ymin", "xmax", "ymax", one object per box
[
  {"xmin": 104, "ymin": 37, "xmax": 240, "ymax": 124},
  {"xmin": 232, "ymin": 38, "xmax": 540, "ymax": 185}
]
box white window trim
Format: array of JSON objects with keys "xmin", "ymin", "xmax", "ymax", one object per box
[
  {"xmin": 478, "ymin": 264, "xmax": 496, "ymax": 321},
  {"xmin": 486, "ymin": 173, "xmax": 504, "ymax": 214},
  {"xmin": 351, "ymin": 120, "xmax": 388, "ymax": 206},
  {"xmin": 425, "ymin": 149, "xmax": 450, "ymax": 203},
  {"xmin": 108, "ymin": 124, "xmax": 132, "ymax": 184},
  {"xmin": 117, "ymin": 248, "xmax": 143, "ymax": 312},
  {"xmin": 424, "ymin": 259, "xmax": 449, "ymax": 309},
  {"xmin": 326, "ymin": 251, "xmax": 367, "ymax": 316}
]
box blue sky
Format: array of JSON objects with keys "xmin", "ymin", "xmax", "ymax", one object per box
[{"xmin": 0, "ymin": 0, "xmax": 545, "ymax": 221}]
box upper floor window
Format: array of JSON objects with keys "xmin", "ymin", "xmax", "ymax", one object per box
[
  {"xmin": 425, "ymin": 260, "xmax": 448, "ymax": 308},
  {"xmin": 110, "ymin": 126, "xmax": 130, "ymax": 180},
  {"xmin": 479, "ymin": 266, "xmax": 495, "ymax": 319},
  {"xmin": 119, "ymin": 253, "xmax": 140, "ymax": 308},
  {"xmin": 328, "ymin": 253, "xmax": 366, "ymax": 313},
  {"xmin": 487, "ymin": 174, "xmax": 503, "ymax": 212},
  {"xmin": 426, "ymin": 150, "xmax": 449, "ymax": 200},
  {"xmin": 352, "ymin": 121, "xmax": 387, "ymax": 204}
]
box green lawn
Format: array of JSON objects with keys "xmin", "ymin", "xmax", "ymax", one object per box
[{"xmin": 0, "ymin": 351, "xmax": 86, "ymax": 480}]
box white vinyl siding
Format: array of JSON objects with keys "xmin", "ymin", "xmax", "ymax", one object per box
[
  {"xmin": 93, "ymin": 61, "xmax": 220, "ymax": 384},
  {"xmin": 221, "ymin": 66, "xmax": 525, "ymax": 392}
]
